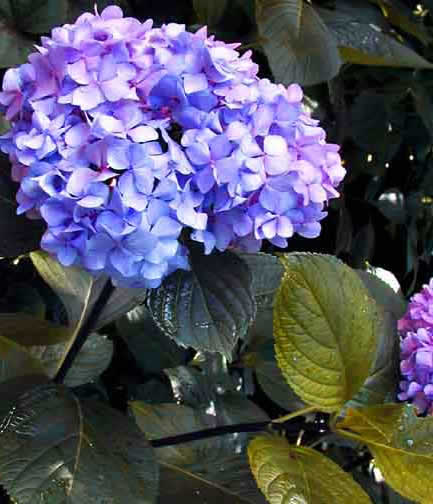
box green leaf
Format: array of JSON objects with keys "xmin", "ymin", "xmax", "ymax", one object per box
[
  {"xmin": 357, "ymin": 268, "xmax": 406, "ymax": 320},
  {"xmin": 336, "ymin": 404, "xmax": 433, "ymax": 503},
  {"xmin": 148, "ymin": 251, "xmax": 256, "ymax": 359},
  {"xmin": 0, "ymin": 390, "xmax": 158, "ymax": 503},
  {"xmin": 256, "ymin": 0, "xmax": 341, "ymax": 85},
  {"xmin": 76, "ymin": 400, "xmax": 158, "ymax": 504},
  {"xmin": 0, "ymin": 334, "xmax": 46, "ymax": 382},
  {"xmin": 0, "ymin": 160, "xmax": 44, "ymax": 256},
  {"xmin": 375, "ymin": 189, "xmax": 406, "ymax": 225},
  {"xmin": 165, "ymin": 354, "xmax": 238, "ymax": 407},
  {"xmin": 350, "ymin": 92, "xmax": 403, "ymax": 153},
  {"xmin": 30, "ymin": 251, "xmax": 146, "ymax": 377},
  {"xmin": 410, "ymin": 84, "xmax": 433, "ymax": 141},
  {"xmin": 12, "ymin": 0, "xmax": 68, "ymax": 34},
  {"xmin": 60, "ymin": 332, "xmax": 113, "ymax": 387},
  {"xmin": 274, "ymin": 253, "xmax": 379, "ymax": 412},
  {"xmin": 248, "ymin": 435, "xmax": 371, "ymax": 503},
  {"xmin": 31, "ymin": 251, "xmax": 147, "ymax": 330},
  {"xmin": 0, "ymin": 312, "xmax": 71, "ymax": 346},
  {"xmin": 0, "ymin": 381, "xmax": 82, "ymax": 503},
  {"xmin": 0, "ymin": 17, "xmax": 33, "ymax": 68},
  {"xmin": 318, "ymin": 3, "xmax": 433, "ymax": 68},
  {"xmin": 116, "ymin": 305, "xmax": 187, "ymax": 375},
  {"xmin": 193, "ymin": 0, "xmax": 228, "ymax": 26},
  {"xmin": 132, "ymin": 396, "xmax": 268, "ymax": 503},
  {"xmin": 253, "ymin": 342, "xmax": 305, "ymax": 412},
  {"xmin": 28, "ymin": 332, "xmax": 114, "ymax": 385},
  {"xmin": 236, "ymin": 252, "xmax": 283, "ymax": 311},
  {"xmin": 368, "ymin": 0, "xmax": 431, "ymax": 46}
]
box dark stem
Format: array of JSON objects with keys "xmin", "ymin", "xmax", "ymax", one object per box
[
  {"xmin": 54, "ymin": 279, "xmax": 116, "ymax": 384},
  {"xmin": 149, "ymin": 419, "xmax": 321, "ymax": 448}
]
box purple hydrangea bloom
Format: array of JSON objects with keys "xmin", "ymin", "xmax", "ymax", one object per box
[
  {"xmin": 0, "ymin": 5, "xmax": 345, "ymax": 288},
  {"xmin": 398, "ymin": 279, "xmax": 433, "ymax": 414}
]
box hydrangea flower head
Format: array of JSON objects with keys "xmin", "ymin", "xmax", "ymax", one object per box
[
  {"xmin": 0, "ymin": 5, "xmax": 345, "ymax": 288},
  {"xmin": 398, "ymin": 278, "xmax": 433, "ymax": 414}
]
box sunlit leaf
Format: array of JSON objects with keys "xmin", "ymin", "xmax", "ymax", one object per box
[
  {"xmin": 148, "ymin": 251, "xmax": 255, "ymax": 359},
  {"xmin": 274, "ymin": 253, "xmax": 379, "ymax": 412},
  {"xmin": 318, "ymin": 3, "xmax": 433, "ymax": 68},
  {"xmin": 248, "ymin": 435, "xmax": 371, "ymax": 503},
  {"xmin": 132, "ymin": 395, "xmax": 268, "ymax": 503},
  {"xmin": 256, "ymin": 0, "xmax": 341, "ymax": 85},
  {"xmin": 337, "ymin": 404, "xmax": 433, "ymax": 503},
  {"xmin": 193, "ymin": 0, "xmax": 228, "ymax": 26}
]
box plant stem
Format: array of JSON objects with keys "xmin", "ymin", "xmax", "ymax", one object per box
[
  {"xmin": 272, "ymin": 405, "xmax": 317, "ymax": 424},
  {"xmin": 54, "ymin": 279, "xmax": 115, "ymax": 384},
  {"xmin": 149, "ymin": 418, "xmax": 320, "ymax": 448}
]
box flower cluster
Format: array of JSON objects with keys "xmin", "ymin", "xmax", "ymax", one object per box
[
  {"xmin": 0, "ymin": 5, "xmax": 345, "ymax": 288},
  {"xmin": 398, "ymin": 279, "xmax": 433, "ymax": 414}
]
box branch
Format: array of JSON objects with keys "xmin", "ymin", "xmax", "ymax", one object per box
[
  {"xmin": 149, "ymin": 418, "xmax": 323, "ymax": 448},
  {"xmin": 54, "ymin": 279, "xmax": 115, "ymax": 384}
]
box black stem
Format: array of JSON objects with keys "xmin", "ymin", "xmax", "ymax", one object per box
[
  {"xmin": 54, "ymin": 279, "xmax": 116, "ymax": 384},
  {"xmin": 149, "ymin": 419, "xmax": 320, "ymax": 448}
]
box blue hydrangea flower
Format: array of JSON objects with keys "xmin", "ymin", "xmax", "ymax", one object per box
[{"xmin": 0, "ymin": 5, "xmax": 345, "ymax": 288}]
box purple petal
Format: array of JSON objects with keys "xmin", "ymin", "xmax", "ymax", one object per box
[
  {"xmin": 183, "ymin": 73, "xmax": 208, "ymax": 94},
  {"xmin": 152, "ymin": 216, "xmax": 182, "ymax": 238},
  {"xmin": 264, "ymin": 135, "xmax": 288, "ymax": 156},
  {"xmin": 186, "ymin": 143, "xmax": 211, "ymax": 166},
  {"xmin": 128, "ymin": 125, "xmax": 159, "ymax": 143},
  {"xmin": 66, "ymin": 167, "xmax": 98, "ymax": 195},
  {"xmin": 73, "ymin": 83, "xmax": 105, "ymax": 110},
  {"xmin": 100, "ymin": 77, "xmax": 132, "ymax": 102},
  {"xmin": 65, "ymin": 122, "xmax": 90, "ymax": 147},
  {"xmin": 68, "ymin": 59, "xmax": 91, "ymax": 85}
]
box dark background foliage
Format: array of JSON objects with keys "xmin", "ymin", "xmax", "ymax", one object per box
[{"xmin": 1, "ymin": 0, "xmax": 433, "ymax": 502}]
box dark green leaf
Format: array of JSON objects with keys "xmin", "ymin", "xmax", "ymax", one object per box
[
  {"xmin": 0, "ymin": 17, "xmax": 33, "ymax": 68},
  {"xmin": 0, "ymin": 312, "xmax": 71, "ymax": 346},
  {"xmin": 28, "ymin": 332, "xmax": 113, "ymax": 385},
  {"xmin": 0, "ymin": 335, "xmax": 46, "ymax": 383},
  {"xmin": 193, "ymin": 0, "xmax": 228, "ymax": 26},
  {"xmin": 375, "ymin": 189, "xmax": 406, "ymax": 224},
  {"xmin": 256, "ymin": 0, "xmax": 341, "ymax": 85},
  {"xmin": 31, "ymin": 251, "xmax": 147, "ymax": 330},
  {"xmin": 0, "ymin": 381, "xmax": 82, "ymax": 503},
  {"xmin": 12, "ymin": 0, "xmax": 68, "ymax": 34},
  {"xmin": 318, "ymin": 2, "xmax": 433, "ymax": 68},
  {"xmin": 350, "ymin": 92, "xmax": 402, "ymax": 153},
  {"xmin": 0, "ymin": 161, "xmax": 44, "ymax": 256},
  {"xmin": 236, "ymin": 252, "xmax": 283, "ymax": 311},
  {"xmin": 116, "ymin": 305, "xmax": 187, "ymax": 375},
  {"xmin": 148, "ymin": 251, "xmax": 256, "ymax": 359},
  {"xmin": 132, "ymin": 395, "xmax": 268, "ymax": 504}
]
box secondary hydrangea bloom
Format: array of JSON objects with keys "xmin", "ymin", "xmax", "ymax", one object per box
[
  {"xmin": 398, "ymin": 279, "xmax": 433, "ymax": 414},
  {"xmin": 0, "ymin": 5, "xmax": 345, "ymax": 288}
]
